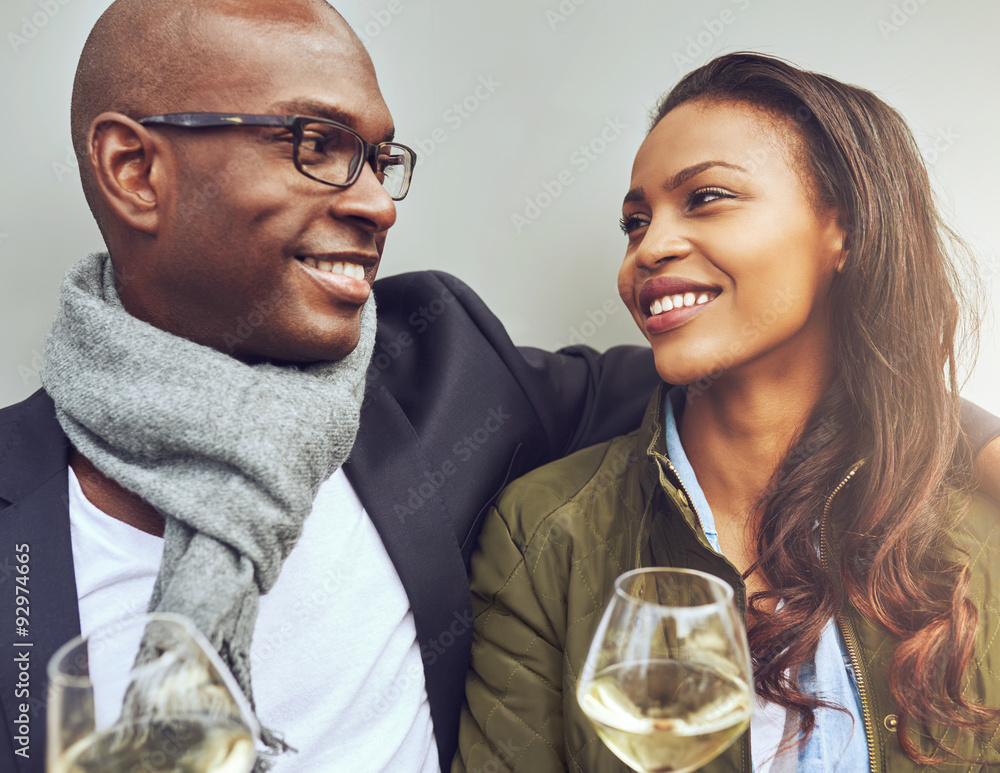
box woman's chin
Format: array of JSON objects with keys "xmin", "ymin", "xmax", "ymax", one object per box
[{"xmin": 653, "ymin": 358, "xmax": 723, "ymax": 390}]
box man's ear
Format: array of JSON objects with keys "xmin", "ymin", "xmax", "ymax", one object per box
[{"xmin": 89, "ymin": 112, "xmax": 167, "ymax": 236}]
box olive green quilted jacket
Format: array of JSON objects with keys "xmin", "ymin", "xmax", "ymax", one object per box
[{"xmin": 454, "ymin": 384, "xmax": 1000, "ymax": 773}]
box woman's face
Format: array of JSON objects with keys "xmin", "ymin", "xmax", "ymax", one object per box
[{"xmin": 617, "ymin": 99, "xmax": 846, "ymax": 389}]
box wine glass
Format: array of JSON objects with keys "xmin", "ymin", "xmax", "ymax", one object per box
[
  {"xmin": 47, "ymin": 613, "xmax": 259, "ymax": 773},
  {"xmin": 577, "ymin": 568, "xmax": 753, "ymax": 773}
]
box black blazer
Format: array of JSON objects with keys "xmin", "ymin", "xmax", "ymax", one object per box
[{"xmin": 0, "ymin": 271, "xmax": 662, "ymax": 772}]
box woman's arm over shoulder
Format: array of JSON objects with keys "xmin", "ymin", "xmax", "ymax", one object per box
[{"xmin": 454, "ymin": 503, "xmax": 570, "ymax": 773}]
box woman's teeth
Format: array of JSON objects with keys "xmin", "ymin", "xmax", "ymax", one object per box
[
  {"xmin": 299, "ymin": 257, "xmax": 365, "ymax": 280},
  {"xmin": 649, "ymin": 292, "xmax": 715, "ymax": 315}
]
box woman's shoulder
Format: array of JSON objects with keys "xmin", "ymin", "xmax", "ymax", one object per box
[{"xmin": 492, "ymin": 428, "xmax": 648, "ymax": 553}]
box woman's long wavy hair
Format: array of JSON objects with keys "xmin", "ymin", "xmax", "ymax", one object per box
[{"xmin": 652, "ymin": 53, "xmax": 993, "ymax": 764}]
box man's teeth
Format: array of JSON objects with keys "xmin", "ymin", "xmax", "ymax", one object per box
[
  {"xmin": 649, "ymin": 291, "xmax": 715, "ymax": 315},
  {"xmin": 300, "ymin": 258, "xmax": 365, "ymax": 280}
]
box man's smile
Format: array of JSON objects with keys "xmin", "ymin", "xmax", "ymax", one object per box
[
  {"xmin": 297, "ymin": 257, "xmax": 366, "ymax": 280},
  {"xmin": 295, "ymin": 254, "xmax": 375, "ymax": 304}
]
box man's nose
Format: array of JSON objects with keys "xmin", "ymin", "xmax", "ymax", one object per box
[{"xmin": 328, "ymin": 162, "xmax": 397, "ymax": 234}]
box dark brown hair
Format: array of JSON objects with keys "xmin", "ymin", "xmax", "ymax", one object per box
[{"xmin": 652, "ymin": 52, "xmax": 992, "ymax": 764}]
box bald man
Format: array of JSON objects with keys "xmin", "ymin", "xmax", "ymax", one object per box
[
  {"xmin": 0, "ymin": 2, "xmax": 662, "ymax": 771},
  {"xmin": 2, "ymin": 2, "xmax": 1000, "ymax": 772}
]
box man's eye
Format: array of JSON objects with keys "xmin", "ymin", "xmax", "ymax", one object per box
[
  {"xmin": 375, "ymin": 152, "xmax": 402, "ymax": 171},
  {"xmin": 301, "ymin": 134, "xmax": 334, "ymax": 153}
]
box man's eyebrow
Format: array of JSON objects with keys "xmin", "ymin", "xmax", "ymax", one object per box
[{"xmin": 269, "ymin": 99, "xmax": 396, "ymax": 143}]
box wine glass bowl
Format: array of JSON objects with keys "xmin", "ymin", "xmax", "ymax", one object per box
[
  {"xmin": 47, "ymin": 613, "xmax": 258, "ymax": 773},
  {"xmin": 577, "ymin": 568, "xmax": 753, "ymax": 773}
]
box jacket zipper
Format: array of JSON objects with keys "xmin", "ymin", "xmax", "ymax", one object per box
[
  {"xmin": 662, "ymin": 457, "xmax": 711, "ymax": 542},
  {"xmin": 819, "ymin": 461, "xmax": 880, "ymax": 773},
  {"xmin": 659, "ymin": 456, "xmax": 752, "ymax": 773}
]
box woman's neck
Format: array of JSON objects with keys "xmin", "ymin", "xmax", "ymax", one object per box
[{"xmin": 677, "ymin": 363, "xmax": 830, "ymax": 577}]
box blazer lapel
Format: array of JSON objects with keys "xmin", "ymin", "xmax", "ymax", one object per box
[
  {"xmin": 0, "ymin": 391, "xmax": 80, "ymax": 772},
  {"xmin": 344, "ymin": 383, "xmax": 471, "ymax": 768}
]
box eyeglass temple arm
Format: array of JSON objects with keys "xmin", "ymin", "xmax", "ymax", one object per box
[{"xmin": 138, "ymin": 113, "xmax": 292, "ymax": 129}]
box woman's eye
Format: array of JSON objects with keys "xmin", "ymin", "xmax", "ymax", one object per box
[
  {"xmin": 687, "ymin": 187, "xmax": 735, "ymax": 209},
  {"xmin": 619, "ymin": 214, "xmax": 649, "ymax": 235}
]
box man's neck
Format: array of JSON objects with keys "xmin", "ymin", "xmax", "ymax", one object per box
[{"xmin": 70, "ymin": 449, "xmax": 166, "ymax": 537}]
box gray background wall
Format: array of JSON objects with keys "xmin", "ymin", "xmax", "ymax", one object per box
[{"xmin": 2, "ymin": 0, "xmax": 997, "ymax": 416}]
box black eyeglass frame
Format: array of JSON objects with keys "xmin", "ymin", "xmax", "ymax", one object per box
[{"xmin": 136, "ymin": 112, "xmax": 417, "ymax": 200}]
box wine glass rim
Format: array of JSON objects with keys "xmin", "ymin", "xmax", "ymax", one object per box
[
  {"xmin": 613, "ymin": 567, "xmax": 734, "ymax": 609},
  {"xmin": 47, "ymin": 611, "xmax": 260, "ymax": 739}
]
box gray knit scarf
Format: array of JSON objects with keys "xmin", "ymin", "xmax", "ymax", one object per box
[{"xmin": 42, "ymin": 253, "xmax": 376, "ymax": 767}]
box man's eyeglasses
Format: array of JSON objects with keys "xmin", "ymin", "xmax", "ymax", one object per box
[{"xmin": 137, "ymin": 113, "xmax": 417, "ymax": 200}]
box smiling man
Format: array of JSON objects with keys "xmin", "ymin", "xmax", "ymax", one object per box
[
  {"xmin": 0, "ymin": 2, "xmax": 662, "ymax": 771},
  {"xmin": 2, "ymin": 2, "xmax": 1000, "ymax": 773}
]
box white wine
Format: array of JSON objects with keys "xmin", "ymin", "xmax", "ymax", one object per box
[
  {"xmin": 51, "ymin": 716, "xmax": 255, "ymax": 773},
  {"xmin": 580, "ymin": 659, "xmax": 751, "ymax": 773}
]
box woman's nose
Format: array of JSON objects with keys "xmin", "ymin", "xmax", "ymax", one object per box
[{"xmin": 632, "ymin": 219, "xmax": 692, "ymax": 271}]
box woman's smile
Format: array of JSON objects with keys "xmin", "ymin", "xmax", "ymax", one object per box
[{"xmin": 639, "ymin": 275, "xmax": 721, "ymax": 334}]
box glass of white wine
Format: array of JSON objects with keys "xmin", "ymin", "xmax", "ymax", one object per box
[
  {"xmin": 47, "ymin": 613, "xmax": 259, "ymax": 773},
  {"xmin": 577, "ymin": 568, "xmax": 753, "ymax": 773}
]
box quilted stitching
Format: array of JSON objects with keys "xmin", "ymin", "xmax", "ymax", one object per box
[{"xmin": 455, "ymin": 395, "xmax": 1000, "ymax": 773}]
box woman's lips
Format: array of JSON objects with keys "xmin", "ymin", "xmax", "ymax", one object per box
[
  {"xmin": 645, "ymin": 296, "xmax": 716, "ymax": 334},
  {"xmin": 639, "ymin": 276, "xmax": 720, "ymax": 335}
]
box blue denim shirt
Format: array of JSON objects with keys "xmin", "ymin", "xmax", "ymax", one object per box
[{"xmin": 664, "ymin": 387, "xmax": 869, "ymax": 772}]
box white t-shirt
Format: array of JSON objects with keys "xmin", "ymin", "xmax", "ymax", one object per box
[{"xmin": 68, "ymin": 466, "xmax": 440, "ymax": 773}]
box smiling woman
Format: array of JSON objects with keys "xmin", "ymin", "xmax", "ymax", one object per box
[{"xmin": 455, "ymin": 53, "xmax": 1000, "ymax": 773}]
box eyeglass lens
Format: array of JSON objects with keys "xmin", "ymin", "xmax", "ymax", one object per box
[{"xmin": 297, "ymin": 121, "xmax": 410, "ymax": 199}]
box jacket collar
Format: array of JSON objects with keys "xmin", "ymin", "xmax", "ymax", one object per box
[
  {"xmin": 0, "ymin": 390, "xmax": 71, "ymax": 507},
  {"xmin": 634, "ymin": 383, "xmax": 720, "ymax": 553}
]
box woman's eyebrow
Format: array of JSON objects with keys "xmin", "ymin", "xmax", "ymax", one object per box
[
  {"xmin": 623, "ymin": 186, "xmax": 646, "ymax": 206},
  {"xmin": 665, "ymin": 160, "xmax": 748, "ymax": 191},
  {"xmin": 623, "ymin": 160, "xmax": 749, "ymax": 207}
]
